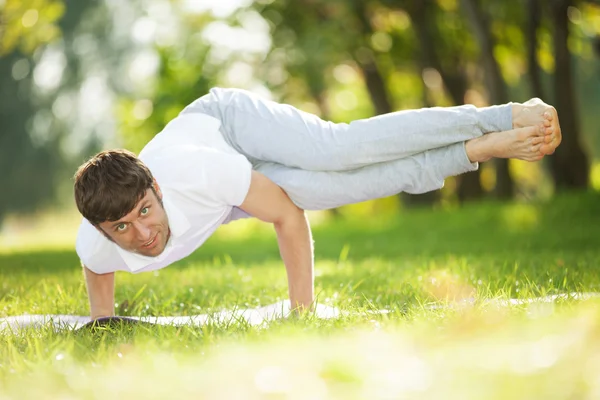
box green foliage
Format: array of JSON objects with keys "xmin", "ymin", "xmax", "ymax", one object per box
[
  {"xmin": 1, "ymin": 0, "xmax": 600, "ymax": 220},
  {"xmin": 117, "ymin": 9, "xmax": 217, "ymax": 152},
  {"xmin": 0, "ymin": 0, "xmax": 65, "ymax": 55},
  {"xmin": 0, "ymin": 0, "xmax": 105, "ymax": 221}
]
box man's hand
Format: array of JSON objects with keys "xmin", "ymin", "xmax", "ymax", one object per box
[
  {"xmin": 83, "ymin": 266, "xmax": 115, "ymax": 320},
  {"xmin": 238, "ymin": 171, "xmax": 314, "ymax": 312}
]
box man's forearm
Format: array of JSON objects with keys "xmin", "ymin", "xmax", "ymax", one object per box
[
  {"xmin": 274, "ymin": 211, "xmax": 314, "ymax": 312},
  {"xmin": 83, "ymin": 267, "xmax": 115, "ymax": 320}
]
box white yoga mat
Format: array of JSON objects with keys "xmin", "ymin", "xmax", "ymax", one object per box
[
  {"xmin": 1, "ymin": 293, "xmax": 598, "ymax": 332},
  {"xmin": 0, "ymin": 301, "xmax": 343, "ymax": 332}
]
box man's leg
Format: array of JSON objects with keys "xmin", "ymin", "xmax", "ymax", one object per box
[
  {"xmin": 180, "ymin": 88, "xmax": 555, "ymax": 172},
  {"xmin": 254, "ymin": 126, "xmax": 545, "ymax": 211}
]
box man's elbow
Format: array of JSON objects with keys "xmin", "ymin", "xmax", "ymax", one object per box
[{"xmin": 273, "ymin": 205, "xmax": 306, "ymax": 229}]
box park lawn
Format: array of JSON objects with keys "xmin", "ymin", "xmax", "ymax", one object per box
[{"xmin": 1, "ymin": 190, "xmax": 599, "ymax": 399}]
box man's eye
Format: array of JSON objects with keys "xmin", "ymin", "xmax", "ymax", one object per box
[
  {"xmin": 141, "ymin": 207, "xmax": 149, "ymax": 215},
  {"xmin": 117, "ymin": 223, "xmax": 127, "ymax": 231}
]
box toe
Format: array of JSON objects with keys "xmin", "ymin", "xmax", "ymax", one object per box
[
  {"xmin": 554, "ymin": 127, "xmax": 562, "ymax": 145},
  {"xmin": 537, "ymin": 125, "xmax": 546, "ymax": 135},
  {"xmin": 544, "ymin": 111, "xmax": 553, "ymax": 120},
  {"xmin": 531, "ymin": 136, "xmax": 545, "ymax": 145},
  {"xmin": 550, "ymin": 124, "xmax": 562, "ymax": 146},
  {"xmin": 539, "ymin": 142, "xmax": 555, "ymax": 155}
]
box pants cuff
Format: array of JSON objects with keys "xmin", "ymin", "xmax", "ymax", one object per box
[
  {"xmin": 432, "ymin": 142, "xmax": 479, "ymax": 181},
  {"xmin": 477, "ymin": 103, "xmax": 513, "ymax": 133}
]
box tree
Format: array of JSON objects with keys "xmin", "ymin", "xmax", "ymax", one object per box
[
  {"xmin": 460, "ymin": 0, "xmax": 515, "ymax": 199},
  {"xmin": 526, "ymin": 0, "xmax": 546, "ymax": 99},
  {"xmin": 0, "ymin": 0, "xmax": 76, "ymax": 220},
  {"xmin": 404, "ymin": 0, "xmax": 484, "ymax": 202},
  {"xmin": 547, "ymin": 0, "xmax": 590, "ymax": 188}
]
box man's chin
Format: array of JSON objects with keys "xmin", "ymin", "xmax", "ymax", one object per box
[{"xmin": 138, "ymin": 246, "xmax": 166, "ymax": 257}]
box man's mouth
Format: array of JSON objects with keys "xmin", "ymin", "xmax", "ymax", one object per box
[{"xmin": 141, "ymin": 233, "xmax": 158, "ymax": 249}]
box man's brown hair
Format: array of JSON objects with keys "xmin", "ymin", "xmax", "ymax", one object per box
[{"xmin": 74, "ymin": 149, "xmax": 154, "ymax": 225}]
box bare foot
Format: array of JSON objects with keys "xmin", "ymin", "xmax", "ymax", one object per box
[
  {"xmin": 466, "ymin": 125, "xmax": 546, "ymax": 163},
  {"xmin": 539, "ymin": 109, "xmax": 562, "ymax": 155},
  {"xmin": 511, "ymin": 98, "xmax": 562, "ymax": 155}
]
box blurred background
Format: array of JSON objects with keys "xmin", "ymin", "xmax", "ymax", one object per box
[{"xmin": 1, "ymin": 0, "xmax": 599, "ymax": 249}]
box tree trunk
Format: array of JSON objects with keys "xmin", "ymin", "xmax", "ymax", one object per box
[
  {"xmin": 548, "ymin": 0, "xmax": 590, "ymax": 188},
  {"xmin": 593, "ymin": 35, "xmax": 600, "ymax": 58},
  {"xmin": 526, "ymin": 0, "xmax": 546, "ymax": 99},
  {"xmin": 349, "ymin": 1, "xmax": 394, "ymax": 115},
  {"xmin": 400, "ymin": 2, "xmax": 443, "ymax": 206},
  {"xmin": 460, "ymin": 0, "xmax": 514, "ymax": 199},
  {"xmin": 406, "ymin": 1, "xmax": 483, "ymax": 203},
  {"xmin": 358, "ymin": 58, "xmax": 394, "ymax": 115}
]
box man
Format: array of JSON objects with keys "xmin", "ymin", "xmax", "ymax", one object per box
[{"xmin": 74, "ymin": 88, "xmax": 561, "ymax": 320}]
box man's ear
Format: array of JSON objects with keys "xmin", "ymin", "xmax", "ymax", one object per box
[{"xmin": 152, "ymin": 178, "xmax": 163, "ymax": 200}]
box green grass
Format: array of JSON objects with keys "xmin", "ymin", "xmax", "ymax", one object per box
[{"xmin": 1, "ymin": 190, "xmax": 600, "ymax": 399}]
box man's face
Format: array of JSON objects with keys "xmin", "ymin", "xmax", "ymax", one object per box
[{"xmin": 97, "ymin": 186, "xmax": 170, "ymax": 257}]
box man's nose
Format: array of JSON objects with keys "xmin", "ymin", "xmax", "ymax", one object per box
[{"xmin": 133, "ymin": 222, "xmax": 152, "ymax": 242}]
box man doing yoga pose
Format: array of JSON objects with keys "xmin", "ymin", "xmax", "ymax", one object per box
[{"xmin": 73, "ymin": 88, "xmax": 562, "ymax": 319}]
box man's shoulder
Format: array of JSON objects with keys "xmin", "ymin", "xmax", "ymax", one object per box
[{"xmin": 75, "ymin": 219, "xmax": 127, "ymax": 274}]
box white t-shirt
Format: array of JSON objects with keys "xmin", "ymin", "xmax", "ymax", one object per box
[{"xmin": 75, "ymin": 113, "xmax": 253, "ymax": 274}]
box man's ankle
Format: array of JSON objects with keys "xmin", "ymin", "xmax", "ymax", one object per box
[{"xmin": 465, "ymin": 137, "xmax": 491, "ymax": 163}]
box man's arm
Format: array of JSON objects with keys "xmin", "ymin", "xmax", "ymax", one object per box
[
  {"xmin": 83, "ymin": 266, "xmax": 115, "ymax": 320},
  {"xmin": 238, "ymin": 171, "xmax": 314, "ymax": 312}
]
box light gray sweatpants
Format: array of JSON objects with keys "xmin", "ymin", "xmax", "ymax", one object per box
[{"xmin": 180, "ymin": 88, "xmax": 512, "ymax": 210}]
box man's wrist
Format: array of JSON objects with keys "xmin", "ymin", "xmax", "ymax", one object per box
[{"xmin": 289, "ymin": 297, "xmax": 314, "ymax": 313}]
